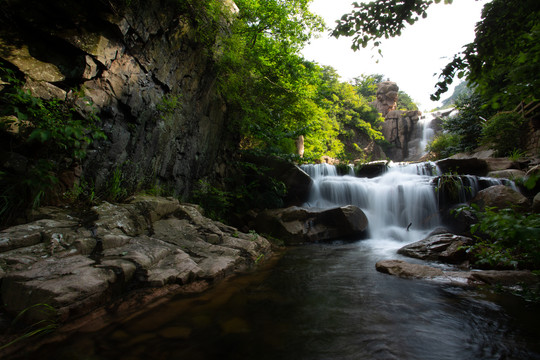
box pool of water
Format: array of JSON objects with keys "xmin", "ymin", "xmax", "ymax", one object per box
[{"xmin": 27, "ymin": 239, "xmax": 540, "ymax": 360}]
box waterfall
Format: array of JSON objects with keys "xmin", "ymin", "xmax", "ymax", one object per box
[
  {"xmin": 418, "ymin": 113, "xmax": 436, "ymax": 156},
  {"xmin": 302, "ymin": 163, "xmax": 441, "ymax": 243}
]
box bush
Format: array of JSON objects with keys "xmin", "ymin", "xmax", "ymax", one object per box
[
  {"xmin": 456, "ymin": 205, "xmax": 540, "ymax": 269},
  {"xmin": 426, "ymin": 132, "xmax": 462, "ymax": 159},
  {"xmin": 481, "ymin": 111, "xmax": 526, "ymax": 156}
]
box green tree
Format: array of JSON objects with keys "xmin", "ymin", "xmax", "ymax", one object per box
[
  {"xmin": 217, "ymin": 0, "xmax": 325, "ymax": 154},
  {"xmin": 397, "ymin": 91, "xmax": 418, "ymax": 111},
  {"xmin": 351, "ymin": 74, "xmax": 384, "ymax": 102},
  {"xmin": 332, "ymin": 0, "xmax": 540, "ymax": 109}
]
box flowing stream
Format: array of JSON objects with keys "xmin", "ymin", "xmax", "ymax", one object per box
[{"xmin": 24, "ymin": 163, "xmax": 540, "ymax": 359}]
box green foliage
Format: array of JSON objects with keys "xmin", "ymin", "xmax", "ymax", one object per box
[
  {"xmin": 156, "ymin": 93, "xmax": 182, "ymax": 120},
  {"xmin": 351, "ymin": 74, "xmax": 384, "ymax": 102},
  {"xmin": 191, "ymin": 179, "xmax": 234, "ymax": 221},
  {"xmin": 191, "ymin": 158, "xmax": 287, "ymax": 222},
  {"xmin": 103, "ymin": 166, "xmax": 129, "ymax": 202},
  {"xmin": 481, "ymin": 111, "xmax": 527, "ymax": 156},
  {"xmin": 456, "ymin": 205, "xmax": 540, "ymax": 269},
  {"xmin": 438, "ymin": 81, "xmax": 473, "ymax": 109},
  {"xmin": 0, "ymin": 303, "xmax": 58, "ymax": 351},
  {"xmin": 0, "ymin": 160, "xmax": 59, "ymax": 225},
  {"xmin": 397, "ymin": 91, "xmax": 418, "ymax": 111},
  {"xmin": 425, "ymin": 132, "xmax": 461, "ymax": 159},
  {"xmin": 431, "ymin": 0, "xmax": 540, "ymax": 108},
  {"xmin": 0, "ymin": 64, "xmax": 105, "ymax": 160},
  {"xmin": 332, "ymin": 0, "xmax": 452, "ymax": 50},
  {"xmin": 440, "ymin": 92, "xmax": 493, "ymax": 153},
  {"xmin": 0, "ymin": 62, "xmax": 106, "ymax": 222},
  {"xmin": 332, "ymin": 0, "xmax": 540, "ymax": 111}
]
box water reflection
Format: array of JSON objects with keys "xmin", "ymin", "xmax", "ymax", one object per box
[{"xmin": 31, "ymin": 241, "xmax": 540, "ymax": 360}]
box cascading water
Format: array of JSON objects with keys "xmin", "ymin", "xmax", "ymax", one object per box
[{"xmin": 302, "ymin": 162, "xmax": 441, "ymax": 244}]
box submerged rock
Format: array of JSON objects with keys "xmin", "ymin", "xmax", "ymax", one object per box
[
  {"xmin": 0, "ymin": 196, "xmax": 271, "ymax": 324},
  {"xmin": 255, "ymin": 205, "xmax": 368, "ymax": 245},
  {"xmin": 376, "ymin": 259, "xmax": 539, "ymax": 288}
]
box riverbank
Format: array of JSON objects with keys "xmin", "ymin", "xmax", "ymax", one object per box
[{"xmin": 0, "ymin": 195, "xmax": 273, "ymax": 357}]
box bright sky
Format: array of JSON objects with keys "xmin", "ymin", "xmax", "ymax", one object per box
[{"xmin": 301, "ymin": 0, "xmax": 487, "ymax": 111}]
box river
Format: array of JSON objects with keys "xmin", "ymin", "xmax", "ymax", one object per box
[{"xmin": 20, "ymin": 163, "xmax": 540, "ymax": 359}]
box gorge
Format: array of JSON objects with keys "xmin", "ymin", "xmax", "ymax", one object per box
[{"xmin": 1, "ymin": 0, "xmax": 540, "ymax": 358}]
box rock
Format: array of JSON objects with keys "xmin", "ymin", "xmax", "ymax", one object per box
[
  {"xmin": 372, "ymin": 81, "xmax": 399, "ymax": 116},
  {"xmin": 376, "ymin": 259, "xmax": 539, "ymax": 288},
  {"xmin": 1, "ymin": 255, "xmax": 116, "ymax": 322},
  {"xmin": 436, "ymin": 157, "xmax": 488, "ymax": 176},
  {"xmin": 381, "ymin": 110, "xmax": 422, "ymax": 161},
  {"xmin": 397, "ymin": 233, "xmax": 473, "ymax": 264},
  {"xmin": 471, "ymin": 185, "xmax": 530, "ymax": 211},
  {"xmin": 0, "ymin": 197, "xmax": 272, "ymax": 325},
  {"xmin": 487, "ymin": 169, "xmax": 526, "ymax": 179},
  {"xmin": 241, "ymin": 154, "xmax": 313, "ymax": 206},
  {"xmin": 0, "ymin": 0, "xmax": 229, "ymax": 201},
  {"xmin": 375, "ymin": 260, "xmax": 444, "ymax": 279},
  {"xmin": 354, "ymin": 160, "xmax": 388, "ymax": 178},
  {"xmin": 485, "ymin": 158, "xmax": 518, "ymax": 172},
  {"xmin": 533, "ymin": 192, "xmax": 540, "ymax": 213},
  {"xmin": 469, "ymin": 270, "xmax": 539, "ymax": 286},
  {"xmin": 255, "ymin": 205, "xmax": 368, "ymax": 245}
]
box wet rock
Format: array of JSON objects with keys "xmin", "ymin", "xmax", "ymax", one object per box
[
  {"xmin": 376, "ymin": 260, "xmax": 539, "ymax": 288},
  {"xmin": 469, "ymin": 270, "xmax": 539, "ymax": 286},
  {"xmin": 471, "ymin": 185, "xmax": 530, "ymax": 211},
  {"xmin": 397, "ymin": 233, "xmax": 473, "ymax": 264},
  {"xmin": 436, "ymin": 157, "xmax": 488, "ymax": 176},
  {"xmin": 375, "ymin": 260, "xmax": 444, "ymax": 279},
  {"xmin": 255, "ymin": 205, "xmax": 368, "ymax": 245},
  {"xmin": 354, "ymin": 160, "xmax": 389, "ymax": 178}
]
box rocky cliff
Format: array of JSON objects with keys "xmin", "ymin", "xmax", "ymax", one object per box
[
  {"xmin": 0, "ymin": 0, "xmax": 232, "ymax": 199},
  {"xmin": 371, "ymin": 82, "xmax": 422, "ymax": 162}
]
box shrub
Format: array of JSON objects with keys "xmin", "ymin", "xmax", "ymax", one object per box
[
  {"xmin": 455, "ymin": 205, "xmax": 540, "ymax": 269},
  {"xmin": 481, "ymin": 111, "xmax": 526, "ymax": 156},
  {"xmin": 425, "ymin": 132, "xmax": 462, "ymax": 159}
]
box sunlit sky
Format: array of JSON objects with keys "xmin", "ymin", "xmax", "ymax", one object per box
[{"xmin": 301, "ymin": 0, "xmax": 487, "ymax": 111}]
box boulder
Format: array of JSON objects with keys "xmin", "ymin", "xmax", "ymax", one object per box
[
  {"xmin": 372, "ymin": 81, "xmax": 399, "ymax": 116},
  {"xmin": 375, "ymin": 260, "xmax": 444, "ymax": 279},
  {"xmin": 255, "ymin": 205, "xmax": 368, "ymax": 245},
  {"xmin": 533, "ymin": 192, "xmax": 540, "ymax": 213},
  {"xmin": 485, "ymin": 158, "xmax": 518, "ymax": 172},
  {"xmin": 436, "ymin": 157, "xmax": 488, "ymax": 176},
  {"xmin": 487, "ymin": 169, "xmax": 526, "ymax": 179},
  {"xmin": 354, "ymin": 160, "xmax": 389, "ymax": 178},
  {"xmin": 471, "ymin": 185, "xmax": 530, "ymax": 211},
  {"xmin": 397, "ymin": 233, "xmax": 473, "ymax": 264}
]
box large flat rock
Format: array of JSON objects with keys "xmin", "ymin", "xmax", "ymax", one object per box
[{"xmin": 0, "ymin": 196, "xmax": 272, "ymax": 324}]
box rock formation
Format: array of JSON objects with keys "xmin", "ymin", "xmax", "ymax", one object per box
[
  {"xmin": 0, "ymin": 196, "xmax": 271, "ymax": 323},
  {"xmin": 372, "ymin": 81, "xmax": 399, "ymax": 116},
  {"xmin": 381, "ymin": 109, "xmax": 422, "ymax": 161},
  {"xmin": 370, "ymin": 81, "xmax": 422, "ymax": 161},
  {"xmin": 254, "ymin": 205, "xmax": 369, "ymax": 244},
  {"xmin": 0, "ymin": 0, "xmax": 234, "ymax": 199}
]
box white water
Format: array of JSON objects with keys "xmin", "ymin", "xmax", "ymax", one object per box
[{"xmin": 302, "ymin": 162, "xmax": 441, "ymax": 246}]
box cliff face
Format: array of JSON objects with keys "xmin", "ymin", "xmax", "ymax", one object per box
[{"xmin": 0, "ymin": 0, "xmax": 232, "ymax": 198}]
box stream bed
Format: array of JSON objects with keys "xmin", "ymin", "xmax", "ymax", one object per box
[{"xmin": 30, "ymin": 239, "xmax": 540, "ymax": 360}]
